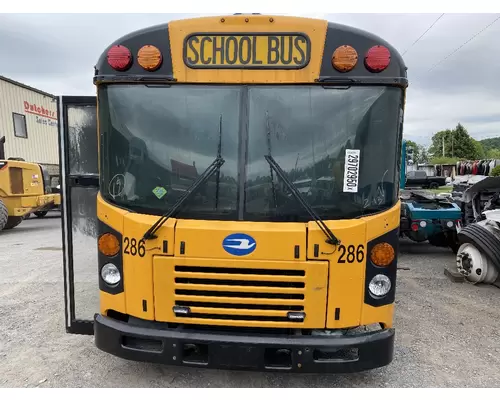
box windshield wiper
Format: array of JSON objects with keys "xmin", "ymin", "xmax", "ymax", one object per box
[
  {"xmin": 142, "ymin": 115, "xmax": 225, "ymax": 241},
  {"xmin": 264, "ymin": 155, "xmax": 341, "ymax": 246},
  {"xmin": 142, "ymin": 156, "xmax": 225, "ymax": 240}
]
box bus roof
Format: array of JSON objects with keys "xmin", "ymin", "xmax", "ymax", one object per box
[{"xmin": 94, "ymin": 14, "xmax": 407, "ymax": 86}]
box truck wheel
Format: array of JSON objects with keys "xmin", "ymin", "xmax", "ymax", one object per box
[
  {"xmin": 458, "ymin": 223, "xmax": 500, "ymax": 269},
  {"xmin": 34, "ymin": 211, "xmax": 48, "ymax": 218},
  {"xmin": 0, "ymin": 199, "xmax": 8, "ymax": 231},
  {"xmin": 3, "ymin": 216, "xmax": 23, "ymax": 230},
  {"xmin": 429, "ymin": 182, "xmax": 439, "ymax": 189},
  {"xmin": 456, "ymin": 243, "xmax": 498, "ymax": 284}
]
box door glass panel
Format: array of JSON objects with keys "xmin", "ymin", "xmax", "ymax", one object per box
[{"xmin": 70, "ymin": 186, "xmax": 99, "ymax": 320}]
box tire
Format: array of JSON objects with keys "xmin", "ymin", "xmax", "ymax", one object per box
[
  {"xmin": 3, "ymin": 216, "xmax": 23, "ymax": 230},
  {"xmin": 0, "ymin": 199, "xmax": 8, "ymax": 231},
  {"xmin": 35, "ymin": 211, "xmax": 48, "ymax": 218},
  {"xmin": 458, "ymin": 223, "xmax": 500, "ymax": 272},
  {"xmin": 429, "ymin": 182, "xmax": 439, "ymax": 189}
]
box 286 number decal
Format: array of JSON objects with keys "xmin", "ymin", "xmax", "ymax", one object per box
[
  {"xmin": 124, "ymin": 237, "xmax": 146, "ymax": 257},
  {"xmin": 337, "ymin": 244, "xmax": 365, "ymax": 264}
]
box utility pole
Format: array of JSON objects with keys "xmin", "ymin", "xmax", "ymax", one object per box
[{"xmin": 442, "ymin": 135, "xmax": 445, "ymax": 157}]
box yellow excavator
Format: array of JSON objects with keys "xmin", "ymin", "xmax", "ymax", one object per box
[{"xmin": 0, "ymin": 158, "xmax": 60, "ymax": 231}]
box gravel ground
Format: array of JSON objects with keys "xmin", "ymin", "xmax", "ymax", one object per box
[{"xmin": 1, "ymin": 214, "xmax": 499, "ymax": 388}]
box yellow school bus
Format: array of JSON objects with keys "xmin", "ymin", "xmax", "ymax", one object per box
[{"xmin": 59, "ymin": 13, "xmax": 407, "ymax": 373}]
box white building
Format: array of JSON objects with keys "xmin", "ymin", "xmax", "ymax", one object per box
[{"xmin": 0, "ymin": 75, "xmax": 59, "ymax": 187}]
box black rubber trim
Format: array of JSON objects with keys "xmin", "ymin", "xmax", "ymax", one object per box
[
  {"xmin": 70, "ymin": 320, "xmax": 94, "ymax": 336},
  {"xmin": 458, "ymin": 224, "xmax": 500, "ymax": 271},
  {"xmin": 94, "ymin": 314, "xmax": 395, "ymax": 373}
]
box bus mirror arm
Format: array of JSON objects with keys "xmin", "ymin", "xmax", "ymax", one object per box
[{"xmin": 263, "ymin": 155, "xmax": 341, "ymax": 247}]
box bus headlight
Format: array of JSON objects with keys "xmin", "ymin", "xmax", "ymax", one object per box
[
  {"xmin": 369, "ymin": 274, "xmax": 391, "ymax": 297},
  {"xmin": 101, "ymin": 263, "xmax": 121, "ymax": 286}
]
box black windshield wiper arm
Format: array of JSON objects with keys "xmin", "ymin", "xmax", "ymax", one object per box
[
  {"xmin": 142, "ymin": 156, "xmax": 225, "ymax": 241},
  {"xmin": 264, "ymin": 155, "xmax": 341, "ymax": 246}
]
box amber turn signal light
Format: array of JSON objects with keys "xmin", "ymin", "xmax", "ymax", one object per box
[
  {"xmin": 138, "ymin": 45, "xmax": 162, "ymax": 71},
  {"xmin": 332, "ymin": 45, "xmax": 358, "ymax": 72},
  {"xmin": 370, "ymin": 242, "xmax": 395, "ymax": 267},
  {"xmin": 98, "ymin": 233, "xmax": 120, "ymax": 257}
]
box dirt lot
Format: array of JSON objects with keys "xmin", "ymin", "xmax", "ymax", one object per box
[{"xmin": 0, "ymin": 214, "xmax": 499, "ymax": 387}]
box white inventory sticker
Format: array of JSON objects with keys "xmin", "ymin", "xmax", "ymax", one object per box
[{"xmin": 343, "ymin": 149, "xmax": 361, "ymax": 193}]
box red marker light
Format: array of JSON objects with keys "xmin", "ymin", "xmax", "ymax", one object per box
[
  {"xmin": 107, "ymin": 45, "xmax": 132, "ymax": 71},
  {"xmin": 411, "ymin": 223, "xmax": 419, "ymax": 232},
  {"xmin": 365, "ymin": 45, "xmax": 391, "ymax": 73}
]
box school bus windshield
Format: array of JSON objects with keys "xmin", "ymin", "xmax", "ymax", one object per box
[{"xmin": 98, "ymin": 84, "xmax": 404, "ymax": 221}]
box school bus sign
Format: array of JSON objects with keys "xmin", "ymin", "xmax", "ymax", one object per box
[{"xmin": 183, "ymin": 33, "xmax": 311, "ymax": 69}]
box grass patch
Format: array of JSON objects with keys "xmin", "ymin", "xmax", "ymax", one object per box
[{"xmin": 429, "ymin": 186, "xmax": 452, "ymax": 193}]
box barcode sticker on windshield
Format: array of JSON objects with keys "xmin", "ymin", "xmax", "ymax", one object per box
[{"xmin": 343, "ymin": 149, "xmax": 360, "ymax": 193}]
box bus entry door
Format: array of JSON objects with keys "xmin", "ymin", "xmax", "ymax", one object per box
[{"xmin": 58, "ymin": 96, "xmax": 99, "ymax": 335}]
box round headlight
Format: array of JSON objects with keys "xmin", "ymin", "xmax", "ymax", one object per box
[
  {"xmin": 447, "ymin": 221, "xmax": 454, "ymax": 228},
  {"xmin": 369, "ymin": 274, "xmax": 391, "ymax": 298},
  {"xmin": 101, "ymin": 263, "xmax": 121, "ymax": 286},
  {"xmin": 419, "ymin": 220, "xmax": 427, "ymax": 228}
]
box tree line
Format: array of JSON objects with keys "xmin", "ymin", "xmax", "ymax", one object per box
[{"xmin": 406, "ymin": 123, "xmax": 500, "ymax": 166}]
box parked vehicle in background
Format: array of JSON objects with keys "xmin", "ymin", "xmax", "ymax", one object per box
[
  {"xmin": 405, "ymin": 170, "xmax": 447, "ymax": 189},
  {"xmin": 453, "ymin": 177, "xmax": 500, "ymax": 285},
  {"xmin": 0, "ymin": 158, "xmax": 60, "ymax": 230},
  {"xmin": 399, "ymin": 190, "xmax": 461, "ymax": 252},
  {"xmin": 399, "ymin": 141, "xmax": 461, "ymax": 253}
]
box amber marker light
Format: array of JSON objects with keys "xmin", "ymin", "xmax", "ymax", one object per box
[
  {"xmin": 370, "ymin": 242, "xmax": 395, "ymax": 267},
  {"xmin": 332, "ymin": 45, "xmax": 358, "ymax": 72},
  {"xmin": 138, "ymin": 45, "xmax": 163, "ymax": 71},
  {"xmin": 98, "ymin": 233, "xmax": 120, "ymax": 257}
]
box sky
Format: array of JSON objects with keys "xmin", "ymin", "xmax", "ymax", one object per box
[{"xmin": 1, "ymin": 12, "xmax": 499, "ymax": 147}]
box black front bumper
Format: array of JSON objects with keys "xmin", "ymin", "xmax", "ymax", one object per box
[{"xmin": 94, "ymin": 314, "xmax": 395, "ymax": 373}]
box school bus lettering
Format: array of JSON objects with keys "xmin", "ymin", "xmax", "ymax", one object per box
[{"xmin": 184, "ymin": 33, "xmax": 310, "ymax": 69}]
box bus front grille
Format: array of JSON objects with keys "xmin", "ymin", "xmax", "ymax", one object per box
[
  {"xmin": 173, "ymin": 265, "xmax": 306, "ymax": 323},
  {"xmin": 153, "ymin": 257, "xmax": 328, "ymax": 328}
]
